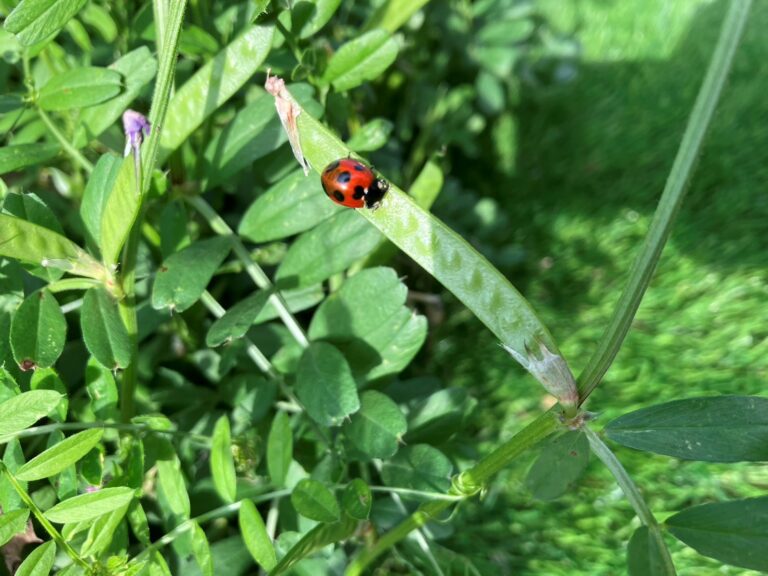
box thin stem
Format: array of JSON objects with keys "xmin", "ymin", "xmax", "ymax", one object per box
[
  {"xmin": 47, "ymin": 278, "xmax": 100, "ymax": 294},
  {"xmin": 1, "ymin": 465, "xmax": 90, "ymax": 570},
  {"xmin": 186, "ymin": 196, "xmax": 310, "ymax": 348},
  {"xmin": 577, "ymin": 0, "xmax": 752, "ymax": 402},
  {"xmin": 37, "ymin": 108, "xmax": 94, "ymax": 172},
  {"xmin": 8, "ymin": 421, "xmax": 210, "ymax": 444},
  {"xmin": 367, "ymin": 486, "xmax": 464, "ymax": 501}
]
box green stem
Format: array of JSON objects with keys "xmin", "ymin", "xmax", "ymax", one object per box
[
  {"xmin": 186, "ymin": 196, "xmax": 310, "ymax": 348},
  {"xmin": 8, "ymin": 420, "xmax": 210, "ymax": 445},
  {"xmin": 37, "ymin": 108, "xmax": 94, "ymax": 172},
  {"xmin": 584, "ymin": 428, "xmax": 675, "ymax": 573},
  {"xmin": 47, "ymin": 278, "xmax": 101, "ymax": 293},
  {"xmin": 577, "ymin": 0, "xmax": 752, "ymax": 403},
  {"xmin": 118, "ymin": 0, "xmax": 188, "ymax": 421},
  {"xmin": 1, "ymin": 465, "xmax": 90, "ymax": 570}
]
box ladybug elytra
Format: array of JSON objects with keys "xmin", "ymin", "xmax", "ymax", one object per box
[{"xmin": 320, "ymin": 158, "xmax": 389, "ymax": 210}]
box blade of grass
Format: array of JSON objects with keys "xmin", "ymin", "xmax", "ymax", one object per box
[{"xmin": 576, "ymin": 0, "xmax": 752, "ymax": 403}]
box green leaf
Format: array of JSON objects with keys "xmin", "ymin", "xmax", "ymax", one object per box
[
  {"xmin": 270, "ymin": 516, "xmax": 356, "ymax": 576},
  {"xmin": 364, "ymin": 0, "xmax": 430, "ymax": 33},
  {"xmin": 667, "ymin": 497, "xmax": 768, "ymax": 572},
  {"xmin": 294, "ymin": 93, "xmax": 560, "ymax": 362},
  {"xmin": 85, "ymin": 357, "xmax": 118, "ymax": 420},
  {"xmin": 210, "ymin": 416, "xmax": 236, "ymax": 503},
  {"xmin": 44, "ymin": 486, "xmax": 134, "ymax": 524},
  {"xmin": 290, "ymin": 0, "xmax": 341, "ymax": 39},
  {"xmin": 267, "ymin": 411, "xmax": 292, "ymax": 487},
  {"xmin": 525, "ymin": 431, "xmax": 589, "ymax": 501},
  {"xmin": 275, "ymin": 210, "xmax": 383, "ymax": 289},
  {"xmin": 10, "ymin": 289, "xmax": 66, "ymax": 369},
  {"xmin": 322, "ymin": 30, "xmax": 399, "ymax": 92},
  {"xmin": 156, "ymin": 456, "xmax": 190, "ymax": 521},
  {"xmin": 347, "ymin": 118, "xmax": 393, "ymax": 153},
  {"xmin": 79, "ymin": 154, "xmax": 122, "ymax": 249},
  {"xmin": 0, "ymin": 508, "xmax": 29, "ymax": 546},
  {"xmin": 309, "ymin": 267, "xmax": 426, "ymax": 380},
  {"xmin": 127, "ymin": 501, "xmax": 150, "ymax": 545},
  {"xmin": 77, "ymin": 47, "xmax": 157, "ymax": 145},
  {"xmin": 80, "ymin": 502, "xmax": 129, "ymax": 557},
  {"xmin": 342, "ymin": 479, "xmax": 372, "ymax": 520},
  {"xmin": 159, "ymin": 200, "xmax": 190, "ymax": 258},
  {"xmin": 0, "ymin": 144, "xmax": 60, "ymax": 175},
  {"xmin": 0, "ymin": 390, "xmax": 62, "ymax": 440},
  {"xmin": 4, "ymin": 0, "xmax": 88, "ymax": 46},
  {"xmin": 202, "ymin": 89, "xmax": 285, "ymax": 189},
  {"xmin": 0, "ymin": 214, "xmax": 102, "ymax": 280},
  {"xmin": 239, "ymin": 499, "xmax": 276, "ymax": 571},
  {"xmin": 99, "ymin": 157, "xmax": 138, "ymax": 270},
  {"xmin": 404, "ymin": 388, "xmax": 474, "ymax": 445},
  {"xmin": 605, "ymin": 396, "xmax": 768, "ymax": 462},
  {"xmin": 343, "ymin": 391, "xmax": 406, "ymax": 460},
  {"xmin": 238, "ymin": 169, "xmax": 340, "ymax": 243},
  {"xmin": 628, "ymin": 526, "xmax": 676, "ymax": 576},
  {"xmin": 206, "ymin": 290, "xmax": 270, "ymax": 347},
  {"xmin": 291, "ymin": 478, "xmax": 340, "ymax": 523},
  {"xmin": 152, "ymin": 236, "xmax": 232, "ymax": 312},
  {"xmin": 80, "ymin": 287, "xmax": 131, "ymax": 369},
  {"xmin": 410, "ymin": 159, "xmax": 443, "ymax": 209},
  {"xmin": 29, "ymin": 367, "xmax": 67, "ymax": 422},
  {"xmin": 159, "ymin": 24, "xmax": 275, "ymax": 162},
  {"xmin": 295, "ymin": 342, "xmax": 360, "ymax": 427},
  {"xmin": 15, "ymin": 428, "xmax": 103, "ymax": 481},
  {"xmin": 252, "ymin": 285, "xmax": 324, "ymax": 325},
  {"xmin": 15, "ymin": 539, "xmax": 55, "ymax": 576},
  {"xmin": 380, "ymin": 444, "xmax": 452, "ymax": 494},
  {"xmin": 38, "ymin": 67, "xmax": 122, "ymax": 111},
  {"xmin": 0, "ymin": 439, "xmax": 26, "ymax": 510},
  {"xmin": 191, "ymin": 522, "xmax": 214, "ymax": 576}
]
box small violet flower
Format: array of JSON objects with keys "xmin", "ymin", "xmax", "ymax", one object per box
[{"xmin": 123, "ymin": 109, "xmax": 151, "ymax": 157}]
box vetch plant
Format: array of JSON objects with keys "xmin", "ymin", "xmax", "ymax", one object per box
[{"xmin": 0, "ymin": 1, "xmax": 763, "ymax": 575}]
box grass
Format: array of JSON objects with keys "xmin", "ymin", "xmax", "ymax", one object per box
[{"xmin": 421, "ymin": 0, "xmax": 768, "ymax": 573}]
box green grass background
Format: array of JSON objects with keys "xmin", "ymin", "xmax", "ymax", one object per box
[{"xmin": 423, "ymin": 0, "xmax": 768, "ymax": 573}]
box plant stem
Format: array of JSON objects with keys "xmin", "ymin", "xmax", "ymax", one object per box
[
  {"xmin": 186, "ymin": 196, "xmax": 310, "ymax": 348},
  {"xmin": 1, "ymin": 465, "xmax": 90, "ymax": 570},
  {"xmin": 37, "ymin": 108, "xmax": 94, "ymax": 172},
  {"xmin": 577, "ymin": 0, "xmax": 752, "ymax": 403}
]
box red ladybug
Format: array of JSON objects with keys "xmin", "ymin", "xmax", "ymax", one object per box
[{"xmin": 320, "ymin": 158, "xmax": 389, "ymax": 210}]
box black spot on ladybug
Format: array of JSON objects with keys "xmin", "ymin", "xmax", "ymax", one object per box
[
  {"xmin": 337, "ymin": 171, "xmax": 351, "ymax": 184},
  {"xmin": 353, "ymin": 163, "xmax": 365, "ymax": 171},
  {"xmin": 333, "ymin": 191, "xmax": 345, "ymax": 202},
  {"xmin": 353, "ymin": 186, "xmax": 365, "ymax": 199},
  {"xmin": 325, "ymin": 160, "xmax": 339, "ymax": 173}
]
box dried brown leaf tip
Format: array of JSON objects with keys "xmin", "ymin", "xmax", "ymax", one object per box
[
  {"xmin": 502, "ymin": 339, "xmax": 579, "ymax": 408},
  {"xmin": 265, "ymin": 70, "xmax": 310, "ymax": 175}
]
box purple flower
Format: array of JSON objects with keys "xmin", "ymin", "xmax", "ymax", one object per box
[{"xmin": 123, "ymin": 109, "xmax": 151, "ymax": 156}]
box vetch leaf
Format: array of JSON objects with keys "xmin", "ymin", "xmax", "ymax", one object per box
[
  {"xmin": 80, "ymin": 287, "xmax": 131, "ymax": 369},
  {"xmin": 343, "ymin": 391, "xmax": 406, "ymax": 460},
  {"xmin": 365, "ymin": 0, "xmax": 430, "ymax": 33},
  {"xmin": 309, "ymin": 267, "xmax": 426, "ymax": 380},
  {"xmin": 275, "ymin": 210, "xmax": 382, "ymax": 289},
  {"xmin": 99, "ymin": 157, "xmax": 138, "ymax": 269},
  {"xmin": 10, "ymin": 289, "xmax": 66, "ymax": 369},
  {"xmin": 30, "ymin": 367, "xmax": 66, "ymax": 423},
  {"xmin": 238, "ymin": 169, "xmax": 340, "ymax": 243},
  {"xmin": 80, "ymin": 502, "xmax": 129, "ymax": 557},
  {"xmin": 342, "ymin": 479, "xmax": 372, "ymax": 520},
  {"xmin": 628, "ymin": 526, "xmax": 676, "ymax": 576},
  {"xmin": 380, "ymin": 444, "xmax": 452, "ymax": 494},
  {"xmin": 191, "ymin": 522, "xmax": 214, "ymax": 576},
  {"xmin": 0, "ymin": 144, "xmax": 60, "ymax": 175},
  {"xmin": 15, "ymin": 428, "xmax": 103, "ymax": 481},
  {"xmin": 159, "ymin": 24, "xmax": 275, "ymax": 162},
  {"xmin": 667, "ymin": 497, "xmax": 768, "ymax": 572},
  {"xmin": 347, "ymin": 118, "xmax": 393, "ymax": 153},
  {"xmin": 295, "ymin": 342, "xmax": 359, "ymax": 427},
  {"xmin": 85, "ymin": 357, "xmax": 118, "ymax": 420},
  {"xmin": 267, "ymin": 411, "xmax": 292, "ymax": 487},
  {"xmin": 322, "ymin": 30, "xmax": 399, "ymax": 92},
  {"xmin": 38, "ymin": 67, "xmax": 122, "ymax": 111},
  {"xmin": 0, "ymin": 508, "xmax": 29, "ymax": 546},
  {"xmin": 202, "ymin": 89, "xmax": 285, "ymax": 189},
  {"xmin": 15, "ymin": 539, "xmax": 55, "ymax": 576},
  {"xmin": 79, "ymin": 154, "xmax": 122, "ymax": 249},
  {"xmin": 525, "ymin": 431, "xmax": 589, "ymax": 500},
  {"xmin": 206, "ymin": 290, "xmax": 270, "ymax": 347},
  {"xmin": 292, "ymin": 0, "xmax": 342, "ymax": 39},
  {"xmin": 239, "ymin": 499, "xmax": 276, "ymax": 570},
  {"xmin": 270, "ymin": 516, "xmax": 356, "ymax": 576},
  {"xmin": 291, "ymin": 478, "xmax": 340, "ymax": 523},
  {"xmin": 404, "ymin": 388, "xmax": 475, "ymax": 445},
  {"xmin": 152, "ymin": 236, "xmax": 232, "ymax": 312},
  {"xmin": 605, "ymin": 396, "xmax": 768, "ymax": 462},
  {"xmin": 4, "ymin": 0, "xmax": 88, "ymax": 46},
  {"xmin": 252, "ymin": 285, "xmax": 324, "ymax": 325},
  {"xmin": 44, "ymin": 486, "xmax": 134, "ymax": 524},
  {"xmin": 210, "ymin": 416, "xmax": 236, "ymax": 503},
  {"xmin": 0, "ymin": 390, "xmax": 62, "ymax": 440},
  {"xmin": 156, "ymin": 456, "xmax": 190, "ymax": 521}
]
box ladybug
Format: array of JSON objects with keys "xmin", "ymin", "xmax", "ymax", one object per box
[{"xmin": 320, "ymin": 158, "xmax": 389, "ymax": 210}]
